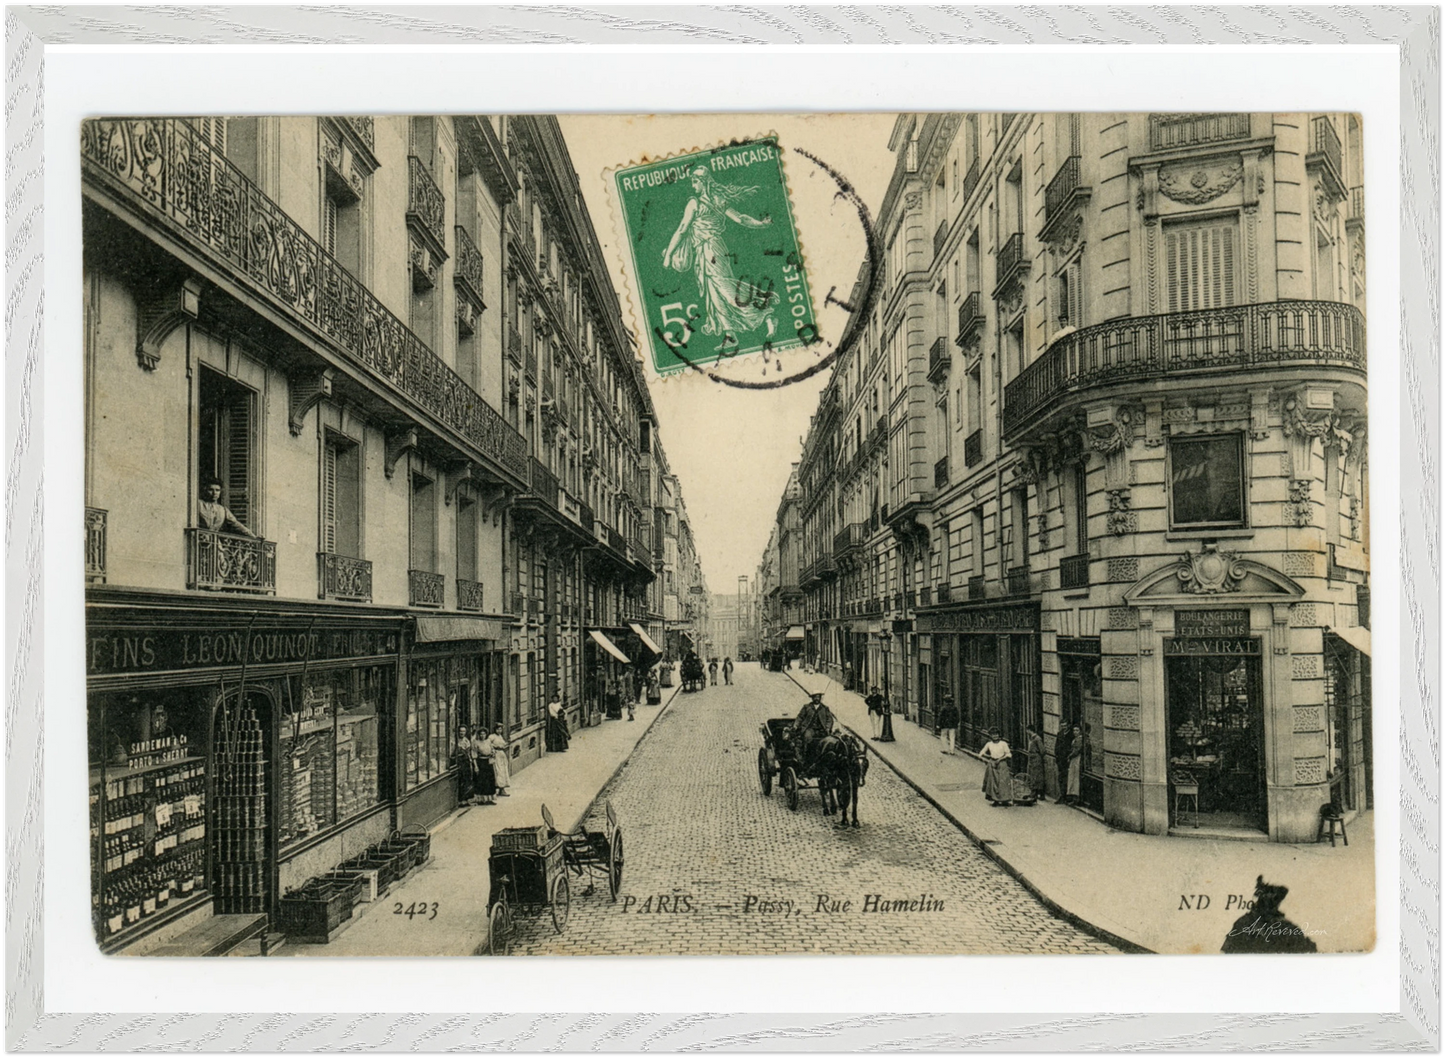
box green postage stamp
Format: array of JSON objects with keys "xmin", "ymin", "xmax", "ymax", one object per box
[{"xmin": 613, "ymin": 138, "xmax": 819, "ymax": 374}]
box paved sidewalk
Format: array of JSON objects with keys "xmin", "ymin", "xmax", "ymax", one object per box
[
  {"xmin": 281, "ymin": 688, "xmax": 681, "ymax": 957},
  {"xmin": 785, "ymin": 668, "xmax": 1375, "ymax": 955}
]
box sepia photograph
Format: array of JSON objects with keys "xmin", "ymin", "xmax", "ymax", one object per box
[{"xmin": 80, "ymin": 107, "xmax": 1373, "ymax": 962}]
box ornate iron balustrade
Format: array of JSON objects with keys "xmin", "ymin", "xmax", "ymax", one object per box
[
  {"xmin": 526, "ymin": 348, "xmax": 538, "ymax": 379},
  {"xmin": 1060, "ymin": 554, "xmax": 1090, "ymax": 590},
  {"xmin": 817, "ymin": 554, "xmax": 836, "ymax": 578},
  {"xmin": 927, "ymin": 336, "xmax": 950, "ymax": 382},
  {"xmin": 961, "ymin": 158, "xmax": 981, "ymax": 204},
  {"xmin": 318, "ymin": 552, "xmax": 373, "ymax": 602},
  {"xmin": 578, "ymin": 502, "xmax": 595, "ymax": 533},
  {"xmin": 506, "ymin": 326, "xmax": 522, "ymax": 365},
  {"xmin": 956, "ymin": 292, "xmax": 984, "ymax": 348},
  {"xmin": 457, "ymin": 578, "xmax": 485, "ymax": 612},
  {"xmin": 934, "ymin": 456, "xmax": 949, "ymax": 490},
  {"xmin": 343, "ymin": 116, "xmax": 374, "ymax": 150},
  {"xmin": 933, "ymin": 219, "xmax": 949, "ymax": 260},
  {"xmin": 834, "ymin": 523, "xmax": 864, "ymax": 555},
  {"xmin": 995, "ymin": 232, "xmax": 1027, "ymax": 296},
  {"xmin": 1148, "ymin": 113, "xmax": 1250, "ymax": 151},
  {"xmin": 409, "ymin": 569, "xmax": 445, "ymax": 608},
  {"xmin": 1308, "ymin": 116, "xmax": 1344, "ymax": 192},
  {"xmin": 968, "ymin": 575, "xmax": 985, "ymax": 601},
  {"xmin": 508, "ymin": 591, "xmax": 526, "ymax": 615},
  {"xmin": 1044, "ymin": 155, "xmax": 1083, "ymax": 227},
  {"xmin": 964, "ymin": 429, "xmax": 984, "ymax": 468},
  {"xmin": 1002, "ymin": 300, "xmax": 1366, "ymax": 438},
  {"xmin": 81, "ymin": 119, "xmax": 527, "ymax": 483},
  {"xmin": 529, "ymin": 457, "xmax": 560, "ymax": 509},
  {"xmin": 1007, "ymin": 565, "xmax": 1031, "ymax": 596},
  {"xmin": 406, "ymin": 155, "xmax": 447, "ymax": 259},
  {"xmin": 86, "ymin": 507, "xmax": 107, "ymax": 582},
  {"xmin": 607, "ymin": 525, "xmax": 627, "ymax": 555},
  {"xmin": 453, "ymin": 225, "xmax": 485, "ymax": 308},
  {"xmin": 187, "ymin": 528, "xmax": 276, "ymax": 594}
]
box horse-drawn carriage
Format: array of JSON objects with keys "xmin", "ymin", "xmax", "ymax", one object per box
[
  {"xmin": 756, "ymin": 705, "xmax": 869, "ymax": 826},
  {"xmin": 680, "ymin": 654, "xmax": 706, "ymax": 693}
]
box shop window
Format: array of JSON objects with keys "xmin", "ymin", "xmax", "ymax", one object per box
[
  {"xmin": 1169, "ymin": 434, "xmax": 1245, "ymax": 528},
  {"xmin": 322, "ymin": 434, "xmax": 361, "ymax": 558},
  {"xmin": 1165, "ymin": 217, "xmax": 1237, "ymax": 313},
  {"xmin": 405, "ymin": 656, "xmax": 464, "ymax": 791},
  {"xmin": 198, "ymin": 366, "xmax": 257, "ymax": 533}
]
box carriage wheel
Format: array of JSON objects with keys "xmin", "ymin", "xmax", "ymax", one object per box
[
  {"xmin": 608, "ymin": 830, "xmax": 625, "ymax": 901},
  {"xmin": 758, "ymin": 748, "xmax": 773, "ymax": 796},
  {"xmin": 784, "ymin": 768, "xmax": 799, "ymax": 812},
  {"xmin": 486, "ymin": 901, "xmax": 511, "ymax": 956},
  {"xmin": 550, "ymin": 874, "xmax": 571, "ymax": 933}
]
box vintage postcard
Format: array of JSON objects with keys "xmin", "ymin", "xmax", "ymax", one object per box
[{"xmin": 80, "ymin": 110, "xmax": 1372, "ymax": 959}]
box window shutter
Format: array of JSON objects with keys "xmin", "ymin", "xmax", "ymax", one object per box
[
  {"xmin": 1166, "ymin": 219, "xmax": 1237, "ymax": 313},
  {"xmin": 224, "ymin": 391, "xmax": 252, "ymax": 529},
  {"xmin": 322, "ymin": 195, "xmax": 338, "ymax": 257},
  {"xmin": 1067, "ymin": 258, "xmax": 1083, "ymax": 328},
  {"xmin": 322, "ymin": 441, "xmax": 338, "ymax": 554}
]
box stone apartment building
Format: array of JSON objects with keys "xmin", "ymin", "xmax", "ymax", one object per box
[{"xmin": 774, "ymin": 112, "xmax": 1370, "ymax": 843}]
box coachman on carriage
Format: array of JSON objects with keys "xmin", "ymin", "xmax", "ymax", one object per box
[
  {"xmin": 680, "ymin": 652, "xmax": 706, "ymax": 693},
  {"xmin": 757, "ymin": 692, "xmax": 869, "ymax": 827}
]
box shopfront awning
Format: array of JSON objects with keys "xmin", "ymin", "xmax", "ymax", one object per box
[
  {"xmin": 589, "ymin": 630, "xmax": 632, "ymax": 664},
  {"xmin": 785, "ymin": 626, "xmax": 806, "ymax": 641},
  {"xmin": 415, "ymin": 616, "xmax": 505, "ymax": 643},
  {"xmin": 629, "ymin": 623, "xmax": 664, "ymax": 655},
  {"xmin": 1327, "ymin": 623, "xmax": 1372, "ymax": 659}
]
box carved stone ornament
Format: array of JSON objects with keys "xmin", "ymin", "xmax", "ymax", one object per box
[
  {"xmin": 1158, "ymin": 161, "xmax": 1244, "ymax": 205},
  {"xmin": 507, "ymin": 375, "xmax": 521, "ymax": 404},
  {"xmin": 1106, "ymin": 488, "xmax": 1133, "ymax": 536},
  {"xmin": 1085, "ymin": 410, "xmax": 1136, "ymax": 456},
  {"xmin": 997, "ymin": 284, "xmax": 1024, "ymax": 321},
  {"xmin": 1175, "ymin": 544, "xmax": 1247, "ymax": 595},
  {"xmin": 410, "ymin": 244, "xmax": 438, "ymax": 291},
  {"xmin": 1288, "ymin": 479, "xmax": 1314, "ymax": 527},
  {"xmin": 525, "ymin": 392, "xmax": 537, "ymax": 416},
  {"xmin": 1044, "ymin": 213, "xmax": 1084, "ymax": 258},
  {"xmin": 904, "ymin": 190, "xmax": 924, "ymax": 211}
]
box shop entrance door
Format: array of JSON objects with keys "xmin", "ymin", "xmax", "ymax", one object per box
[
  {"xmin": 209, "ymin": 688, "xmax": 273, "ymax": 914},
  {"xmin": 1165, "ymin": 646, "xmax": 1266, "ymax": 831},
  {"xmin": 1058, "ymin": 645, "xmax": 1103, "ymax": 811}
]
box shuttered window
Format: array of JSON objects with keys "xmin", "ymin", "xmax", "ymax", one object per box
[
  {"xmin": 322, "ymin": 436, "xmax": 360, "ymax": 557},
  {"xmin": 198, "ymin": 366, "xmax": 256, "ymax": 532},
  {"xmin": 1165, "ymin": 219, "xmax": 1237, "ymax": 313}
]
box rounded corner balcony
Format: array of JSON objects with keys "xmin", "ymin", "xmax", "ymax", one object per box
[{"xmin": 1003, "ymin": 300, "xmax": 1366, "ymax": 441}]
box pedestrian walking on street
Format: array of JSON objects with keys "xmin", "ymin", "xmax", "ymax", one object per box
[
  {"xmin": 453, "ymin": 725, "xmax": 477, "ymax": 805},
  {"xmin": 865, "ymin": 686, "xmax": 885, "ymax": 739},
  {"xmin": 1025, "ymin": 724, "xmax": 1047, "ymax": 802},
  {"xmin": 937, "ymin": 695, "xmax": 960, "ymax": 754},
  {"xmin": 1065, "ymin": 724, "xmax": 1085, "ymax": 805},
  {"xmin": 485, "ymin": 724, "xmax": 511, "ymax": 797},
  {"xmin": 722, "ymin": 657, "xmax": 734, "ymax": 685},
  {"xmin": 1054, "ymin": 725, "xmax": 1074, "ymax": 803},
  {"xmin": 877, "ymin": 689, "xmax": 896, "ymax": 743},
  {"xmin": 546, "ymin": 698, "xmax": 571, "ymax": 752},
  {"xmin": 981, "ymin": 728, "xmax": 1013, "ymax": 806},
  {"xmin": 472, "ymin": 728, "xmax": 498, "ymax": 805},
  {"xmin": 708, "ymin": 658, "xmax": 719, "ymax": 686}
]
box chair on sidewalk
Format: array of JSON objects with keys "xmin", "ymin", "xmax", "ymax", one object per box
[
  {"xmin": 1317, "ymin": 803, "xmax": 1349, "ymax": 847},
  {"xmin": 1171, "ymin": 770, "xmax": 1200, "ymax": 828}
]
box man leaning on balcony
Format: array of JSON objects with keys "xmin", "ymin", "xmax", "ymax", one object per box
[{"xmin": 197, "ymin": 478, "xmax": 255, "ymax": 538}]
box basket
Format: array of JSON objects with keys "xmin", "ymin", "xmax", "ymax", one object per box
[
  {"xmin": 492, "ymin": 825, "xmax": 549, "ymax": 852},
  {"xmin": 326, "ymin": 868, "xmax": 380, "ymax": 903},
  {"xmin": 398, "ymin": 824, "xmax": 432, "ymax": 865},
  {"xmin": 277, "ymin": 876, "xmax": 362, "ymax": 942}
]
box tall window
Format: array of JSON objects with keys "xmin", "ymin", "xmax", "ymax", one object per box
[
  {"xmin": 322, "ymin": 163, "xmax": 362, "ymax": 276},
  {"xmin": 1056, "ymin": 257, "xmax": 1082, "ymax": 329},
  {"xmin": 1005, "ymin": 160, "xmax": 1024, "ymax": 236},
  {"xmin": 966, "ymin": 229, "xmax": 980, "ymax": 295},
  {"xmin": 198, "ymin": 367, "xmax": 257, "ymax": 533},
  {"xmin": 971, "ymin": 507, "xmax": 986, "ymax": 577},
  {"xmin": 1065, "ymin": 464, "xmax": 1089, "ymax": 555},
  {"xmin": 410, "ymin": 470, "xmax": 437, "ymax": 572},
  {"xmin": 1011, "ymin": 488, "xmax": 1029, "ymax": 568},
  {"xmin": 1169, "ymin": 434, "xmax": 1245, "ymax": 528},
  {"xmin": 321, "ymin": 434, "xmax": 360, "ymax": 557},
  {"xmin": 1005, "ymin": 317, "xmax": 1026, "ymax": 380},
  {"xmin": 456, "ymin": 490, "xmax": 479, "ymax": 583},
  {"xmin": 1165, "ymin": 218, "xmax": 1237, "ymax": 313}
]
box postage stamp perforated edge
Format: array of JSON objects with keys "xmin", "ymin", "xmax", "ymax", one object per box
[{"xmin": 602, "ymin": 130, "xmax": 824, "ymax": 384}]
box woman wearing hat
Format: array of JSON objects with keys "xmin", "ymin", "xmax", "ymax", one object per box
[{"xmin": 980, "ymin": 728, "xmax": 1014, "ymax": 807}]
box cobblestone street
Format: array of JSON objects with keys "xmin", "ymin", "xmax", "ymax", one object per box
[{"xmin": 505, "ymin": 664, "xmax": 1119, "ymax": 955}]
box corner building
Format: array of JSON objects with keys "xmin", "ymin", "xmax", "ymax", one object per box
[
  {"xmin": 82, "ymin": 115, "xmax": 696, "ymax": 952},
  {"xmin": 785, "ymin": 112, "xmax": 1370, "ymax": 842}
]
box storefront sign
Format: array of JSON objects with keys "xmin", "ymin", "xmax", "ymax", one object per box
[
  {"xmin": 1164, "ymin": 637, "xmax": 1260, "ymax": 657},
  {"xmin": 916, "ymin": 604, "xmax": 1039, "ymax": 635},
  {"xmin": 1175, "ymin": 609, "xmax": 1251, "ymax": 638},
  {"xmin": 87, "ymin": 624, "xmax": 401, "ymax": 676},
  {"xmin": 1056, "ymin": 636, "xmax": 1101, "ymax": 656}
]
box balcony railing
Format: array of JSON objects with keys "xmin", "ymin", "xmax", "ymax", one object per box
[
  {"xmin": 1060, "ymin": 554, "xmax": 1090, "ymax": 590},
  {"xmin": 834, "ymin": 522, "xmax": 865, "ymax": 555},
  {"xmin": 956, "ymin": 292, "xmax": 984, "ymax": 348},
  {"xmin": 968, "ymin": 575, "xmax": 985, "ymax": 601},
  {"xmin": 529, "ymin": 457, "xmax": 559, "ymax": 508},
  {"xmin": 1007, "ymin": 565, "xmax": 1031, "ymax": 597},
  {"xmin": 506, "ymin": 326, "xmax": 522, "ymax": 365},
  {"xmin": 187, "ymin": 529, "xmax": 276, "ymax": 594},
  {"xmin": 927, "ymin": 336, "xmax": 950, "ymax": 383},
  {"xmin": 934, "ymin": 456, "xmax": 950, "ymax": 490},
  {"xmin": 81, "ymin": 120, "xmax": 527, "ymax": 483},
  {"xmin": 1308, "ymin": 116, "xmax": 1344, "ymax": 193},
  {"xmin": 607, "ymin": 525, "xmax": 627, "ymax": 555},
  {"xmin": 409, "ymin": 569, "xmax": 445, "ymax": 608},
  {"xmin": 318, "ymin": 552, "xmax": 372, "ymax": 602},
  {"xmin": 1004, "ymin": 300, "xmax": 1366, "ymax": 437},
  {"xmin": 457, "ymin": 577, "xmax": 485, "ymax": 612},
  {"xmin": 1044, "ymin": 155, "xmax": 1084, "ymax": 229},
  {"xmin": 406, "ymin": 156, "xmax": 447, "ymax": 259},
  {"xmin": 933, "ymin": 219, "xmax": 949, "ymax": 260},
  {"xmin": 1349, "ymin": 186, "xmax": 1365, "ymax": 224},
  {"xmin": 1148, "ymin": 113, "xmax": 1251, "ymax": 151},
  {"xmin": 453, "ymin": 225, "xmax": 485, "ymax": 308},
  {"xmin": 85, "ymin": 507, "xmax": 107, "ymax": 582},
  {"xmin": 961, "ymin": 158, "xmax": 981, "ymax": 204},
  {"xmin": 578, "ymin": 502, "xmax": 595, "ymax": 533},
  {"xmin": 964, "ymin": 429, "xmax": 984, "ymax": 468},
  {"xmin": 526, "ymin": 348, "xmax": 538, "ymax": 380},
  {"xmin": 995, "ymin": 231, "xmax": 1028, "ymax": 297},
  {"xmin": 508, "ymin": 590, "xmax": 526, "ymax": 616}
]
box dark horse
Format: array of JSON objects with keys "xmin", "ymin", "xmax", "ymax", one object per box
[{"xmin": 815, "ymin": 732, "xmax": 868, "ymax": 828}]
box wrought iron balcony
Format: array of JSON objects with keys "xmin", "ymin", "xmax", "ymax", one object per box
[
  {"xmin": 1307, "ymin": 116, "xmax": 1345, "ymax": 197},
  {"xmin": 528, "ymin": 457, "xmax": 560, "ymax": 508},
  {"xmin": 409, "ymin": 569, "xmax": 445, "ymax": 608},
  {"xmin": 968, "ymin": 575, "xmax": 985, "ymax": 601},
  {"xmin": 85, "ymin": 507, "xmax": 107, "ymax": 582},
  {"xmin": 934, "ymin": 456, "xmax": 950, "ymax": 490},
  {"xmin": 927, "ymin": 336, "xmax": 950, "ymax": 383},
  {"xmin": 1002, "ymin": 300, "xmax": 1366, "ymax": 439},
  {"xmin": 453, "ymin": 225, "xmax": 485, "ymax": 309},
  {"xmin": 1043, "ymin": 155, "xmax": 1087, "ymax": 233},
  {"xmin": 526, "ymin": 348, "xmax": 538, "ymax": 380},
  {"xmin": 607, "ymin": 524, "xmax": 627, "ymax": 556},
  {"xmin": 961, "ymin": 158, "xmax": 981, "ymax": 204},
  {"xmin": 933, "ymin": 219, "xmax": 949, "ymax": 260},
  {"xmin": 817, "ymin": 554, "xmax": 836, "ymax": 579},
  {"xmin": 834, "ymin": 522, "xmax": 865, "ymax": 556},
  {"xmin": 1007, "ymin": 565, "xmax": 1031, "ymax": 597},
  {"xmin": 81, "ymin": 120, "xmax": 527, "ymax": 483},
  {"xmin": 956, "ymin": 292, "xmax": 984, "ymax": 348},
  {"xmin": 578, "ymin": 502, "xmax": 595, "ymax": 533},
  {"xmin": 507, "ymin": 326, "xmax": 522, "ymax": 365},
  {"xmin": 1147, "ymin": 113, "xmax": 1251, "ymax": 151},
  {"xmin": 406, "ymin": 156, "xmax": 448, "ymax": 260},
  {"xmin": 318, "ymin": 552, "xmax": 372, "ymax": 603},
  {"xmin": 964, "ymin": 429, "xmax": 984, "ymax": 469},
  {"xmin": 994, "ymin": 232, "xmax": 1028, "ymax": 298},
  {"xmin": 187, "ymin": 529, "xmax": 276, "ymax": 594},
  {"xmin": 1060, "ymin": 554, "xmax": 1090, "ymax": 590},
  {"xmin": 457, "ymin": 578, "xmax": 485, "ymax": 612}
]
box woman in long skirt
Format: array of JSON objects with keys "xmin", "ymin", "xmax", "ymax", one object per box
[
  {"xmin": 1066, "ymin": 724, "xmax": 1085, "ymax": 805},
  {"xmin": 472, "ymin": 730, "xmax": 498, "ymax": 805},
  {"xmin": 1025, "ymin": 724, "xmax": 1047, "ymax": 802},
  {"xmin": 485, "ymin": 725, "xmax": 511, "ymax": 797},
  {"xmin": 1054, "ymin": 726, "xmax": 1074, "ymax": 804},
  {"xmin": 980, "ymin": 728, "xmax": 1013, "ymax": 806},
  {"xmin": 453, "ymin": 726, "xmax": 476, "ymax": 805}
]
